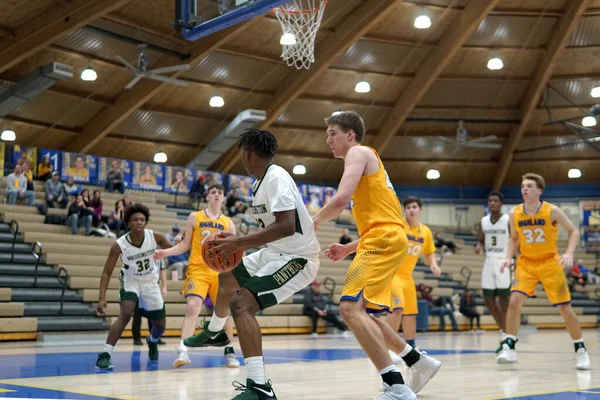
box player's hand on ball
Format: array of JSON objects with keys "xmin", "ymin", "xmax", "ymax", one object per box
[
  {"xmin": 209, "ymin": 235, "xmax": 242, "ymax": 258},
  {"xmin": 96, "ymin": 299, "xmax": 107, "ymax": 314},
  {"xmin": 559, "ymin": 252, "xmax": 574, "ymax": 268},
  {"xmin": 216, "ymin": 231, "xmax": 235, "ymax": 239},
  {"xmin": 153, "ymin": 249, "xmax": 165, "ymax": 260},
  {"xmin": 430, "ymin": 265, "xmax": 442, "ymax": 277},
  {"xmin": 325, "ymin": 243, "xmax": 349, "ymax": 262}
]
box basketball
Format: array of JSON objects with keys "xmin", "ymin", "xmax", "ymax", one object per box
[{"xmin": 201, "ymin": 231, "xmax": 243, "ymax": 272}]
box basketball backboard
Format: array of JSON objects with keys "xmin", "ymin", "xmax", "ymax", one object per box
[{"xmin": 175, "ymin": 0, "xmax": 290, "ymax": 41}]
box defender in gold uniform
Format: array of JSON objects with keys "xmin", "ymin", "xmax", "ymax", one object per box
[
  {"xmin": 387, "ymin": 197, "xmax": 440, "ymax": 356},
  {"xmin": 154, "ymin": 184, "xmax": 240, "ymax": 369},
  {"xmin": 496, "ymin": 173, "xmax": 590, "ymax": 370},
  {"xmin": 314, "ymin": 111, "xmax": 441, "ymax": 399}
]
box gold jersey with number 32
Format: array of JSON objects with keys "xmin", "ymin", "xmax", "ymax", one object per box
[{"xmin": 513, "ymin": 201, "xmax": 558, "ymax": 260}]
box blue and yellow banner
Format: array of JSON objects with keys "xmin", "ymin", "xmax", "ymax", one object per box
[{"xmin": 580, "ymin": 200, "xmax": 600, "ymax": 252}]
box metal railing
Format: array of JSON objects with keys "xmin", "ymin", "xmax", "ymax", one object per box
[
  {"xmin": 239, "ymin": 221, "xmax": 250, "ymax": 236},
  {"xmin": 9, "ymin": 220, "xmax": 18, "ymax": 262},
  {"xmin": 460, "ymin": 266, "xmax": 472, "ymax": 289},
  {"xmin": 31, "ymin": 241, "xmax": 43, "ymax": 287},
  {"xmin": 56, "ymin": 267, "xmax": 70, "ymax": 316},
  {"xmin": 322, "ymin": 277, "xmax": 336, "ymax": 312}
]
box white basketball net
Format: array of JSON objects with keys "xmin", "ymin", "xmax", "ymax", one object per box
[{"xmin": 272, "ymin": 0, "xmax": 327, "ymax": 69}]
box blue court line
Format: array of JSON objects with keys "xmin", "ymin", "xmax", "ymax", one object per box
[
  {"xmin": 0, "ymin": 383, "xmax": 126, "ymax": 399},
  {"xmin": 0, "ymin": 348, "xmax": 496, "ymax": 380}
]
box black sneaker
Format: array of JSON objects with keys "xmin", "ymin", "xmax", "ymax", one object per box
[
  {"xmin": 146, "ymin": 337, "xmax": 159, "ymax": 361},
  {"xmin": 95, "ymin": 352, "xmax": 113, "ymax": 370},
  {"xmin": 183, "ymin": 319, "xmax": 230, "ymax": 348},
  {"xmin": 133, "ymin": 338, "xmax": 143, "ymax": 346},
  {"xmin": 232, "ymin": 379, "xmax": 277, "ymax": 399}
]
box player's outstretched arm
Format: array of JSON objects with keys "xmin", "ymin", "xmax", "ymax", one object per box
[
  {"xmin": 154, "ymin": 213, "xmax": 194, "ymax": 260},
  {"xmin": 475, "ymin": 221, "xmax": 484, "ymax": 255},
  {"xmin": 313, "ymin": 147, "xmax": 367, "ymax": 225},
  {"xmin": 552, "ymin": 205, "xmax": 578, "ymax": 267},
  {"xmin": 501, "ymin": 211, "xmax": 519, "ymax": 273},
  {"xmin": 97, "ymin": 242, "xmax": 121, "ymax": 314},
  {"xmin": 325, "ymin": 239, "xmax": 360, "ymax": 261}
]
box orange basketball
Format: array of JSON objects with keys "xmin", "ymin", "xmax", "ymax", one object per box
[{"xmin": 201, "ymin": 231, "xmax": 244, "ymax": 272}]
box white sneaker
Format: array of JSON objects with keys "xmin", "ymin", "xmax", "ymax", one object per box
[
  {"xmin": 342, "ymin": 330, "xmax": 352, "ymax": 338},
  {"xmin": 374, "ymin": 383, "xmax": 416, "ymax": 400},
  {"xmin": 576, "ymin": 348, "xmax": 591, "ymax": 370},
  {"xmin": 389, "ymin": 349, "xmax": 403, "ymax": 364},
  {"xmin": 407, "ymin": 353, "xmax": 441, "ymax": 394},
  {"xmin": 225, "ymin": 353, "xmax": 240, "ymax": 368},
  {"xmin": 496, "ymin": 344, "xmax": 517, "ymax": 364},
  {"xmin": 310, "ymin": 332, "xmax": 319, "ymax": 338},
  {"xmin": 173, "ymin": 348, "xmax": 191, "ymax": 368}
]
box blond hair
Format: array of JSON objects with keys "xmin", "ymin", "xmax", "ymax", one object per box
[{"xmin": 522, "ymin": 173, "xmax": 545, "ymax": 191}]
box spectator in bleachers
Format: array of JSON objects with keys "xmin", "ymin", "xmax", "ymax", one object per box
[
  {"xmin": 6, "ymin": 165, "xmax": 35, "ymax": 206},
  {"xmin": 166, "ymin": 224, "xmax": 181, "ymax": 244},
  {"xmin": 64, "ymin": 176, "xmax": 80, "ymax": 196},
  {"xmin": 226, "ymin": 188, "xmax": 243, "ymax": 215},
  {"xmin": 21, "ymin": 160, "xmax": 34, "ymax": 191},
  {"xmin": 417, "ymin": 283, "xmax": 458, "ymax": 331},
  {"xmin": 44, "ymin": 171, "xmax": 68, "ymax": 209},
  {"xmin": 589, "ymin": 261, "xmax": 600, "ymax": 285},
  {"xmin": 166, "ymin": 234, "xmax": 190, "ymax": 279},
  {"xmin": 459, "ymin": 289, "xmax": 481, "ymax": 331},
  {"xmin": 66, "ymin": 194, "xmax": 92, "ymax": 235},
  {"xmin": 339, "ymin": 229, "xmax": 354, "ymax": 260},
  {"xmin": 90, "ymin": 190, "xmax": 103, "ymax": 227},
  {"xmin": 303, "ymin": 280, "xmax": 349, "ymax": 337},
  {"xmin": 434, "ymin": 232, "xmax": 459, "ymax": 254},
  {"xmin": 37, "ymin": 155, "xmax": 52, "ymax": 181},
  {"xmin": 105, "ymin": 160, "xmax": 125, "ymax": 194},
  {"xmin": 568, "ymin": 260, "xmax": 588, "ymax": 290},
  {"xmin": 108, "ymin": 200, "xmax": 127, "ymax": 234},
  {"xmin": 122, "ymin": 194, "xmax": 134, "ymax": 211},
  {"xmin": 188, "ymin": 174, "xmax": 206, "ymax": 203}
]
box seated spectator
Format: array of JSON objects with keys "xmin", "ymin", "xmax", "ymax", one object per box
[
  {"xmin": 37, "ymin": 155, "xmax": 53, "ymax": 181},
  {"xmin": 434, "ymin": 232, "xmax": 459, "ymax": 254},
  {"xmin": 166, "ymin": 224, "xmax": 181, "ymax": 244},
  {"xmin": 44, "ymin": 171, "xmax": 68, "ymax": 209},
  {"xmin": 303, "ymin": 280, "xmax": 349, "ymax": 337},
  {"xmin": 166, "ymin": 234, "xmax": 190, "ymax": 279},
  {"xmin": 21, "ymin": 160, "xmax": 34, "ymax": 191},
  {"xmin": 339, "ymin": 228, "xmax": 355, "ymax": 260},
  {"xmin": 64, "ymin": 176, "xmax": 80, "ymax": 196},
  {"xmin": 230, "ymin": 199, "xmax": 258, "ymax": 227},
  {"xmin": 90, "ymin": 190, "xmax": 103, "ymax": 227},
  {"xmin": 226, "ymin": 188, "xmax": 242, "ymax": 217},
  {"xmin": 189, "ymin": 174, "xmax": 207, "ymax": 204},
  {"xmin": 569, "ymin": 261, "xmax": 588, "ymax": 290},
  {"xmin": 66, "ymin": 195, "xmax": 92, "ymax": 235},
  {"xmin": 6, "ymin": 165, "xmax": 35, "ymax": 206},
  {"xmin": 122, "ymin": 194, "xmax": 134, "ymax": 211},
  {"xmin": 589, "ymin": 261, "xmax": 600, "ymax": 285},
  {"xmin": 459, "ymin": 289, "xmax": 481, "ymax": 331},
  {"xmin": 105, "ymin": 160, "xmax": 125, "ymax": 194},
  {"xmin": 108, "ymin": 200, "xmax": 127, "ymax": 235},
  {"xmin": 417, "ymin": 283, "xmax": 458, "ymax": 331}
]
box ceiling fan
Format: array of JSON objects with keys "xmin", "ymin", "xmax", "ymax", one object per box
[
  {"xmin": 116, "ymin": 44, "xmax": 191, "ymax": 89},
  {"xmin": 436, "ymin": 120, "xmax": 502, "ymax": 149}
]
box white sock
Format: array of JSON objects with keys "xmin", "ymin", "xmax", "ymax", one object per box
[
  {"xmin": 179, "ymin": 340, "xmax": 187, "ymax": 352},
  {"xmin": 148, "ymin": 335, "xmax": 159, "ymax": 343},
  {"xmin": 399, "ymin": 344, "xmax": 413, "ymax": 357},
  {"xmin": 102, "ymin": 344, "xmax": 114, "ymax": 355},
  {"xmin": 379, "ymin": 365, "xmax": 398, "ymax": 375},
  {"xmin": 208, "ymin": 312, "xmax": 228, "ymax": 332},
  {"xmin": 574, "ymin": 338, "xmax": 584, "ymax": 343},
  {"xmin": 245, "ymin": 356, "xmax": 266, "ymax": 385}
]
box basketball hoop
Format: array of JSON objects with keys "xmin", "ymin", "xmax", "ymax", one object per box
[{"xmin": 271, "ymin": 0, "xmax": 327, "ymax": 69}]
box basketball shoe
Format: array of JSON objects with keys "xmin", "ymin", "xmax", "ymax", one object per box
[
  {"xmin": 225, "ymin": 346, "xmax": 241, "ymax": 368},
  {"xmin": 576, "ymin": 348, "xmax": 591, "ymax": 370},
  {"xmin": 173, "ymin": 348, "xmax": 191, "ymax": 368},
  {"xmin": 374, "ymin": 383, "xmax": 416, "ymax": 400},
  {"xmin": 232, "ymin": 379, "xmax": 277, "ymax": 399},
  {"xmin": 183, "ymin": 319, "xmax": 231, "ymax": 347},
  {"xmin": 496, "ymin": 338, "xmax": 518, "ymax": 364},
  {"xmin": 407, "ymin": 352, "xmax": 442, "ymax": 393},
  {"xmin": 95, "ymin": 352, "xmax": 113, "ymax": 370}
]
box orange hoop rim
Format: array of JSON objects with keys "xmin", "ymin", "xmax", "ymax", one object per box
[{"xmin": 270, "ymin": 0, "xmax": 327, "ymax": 14}]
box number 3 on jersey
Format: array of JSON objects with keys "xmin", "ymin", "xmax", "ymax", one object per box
[{"xmin": 522, "ymin": 228, "xmax": 546, "ymax": 244}]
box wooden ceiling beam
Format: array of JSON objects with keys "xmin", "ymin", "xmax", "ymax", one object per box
[
  {"xmin": 63, "ymin": 20, "xmax": 256, "ymax": 154},
  {"xmin": 372, "ymin": 0, "xmax": 503, "ymax": 154},
  {"xmin": 210, "ymin": 0, "xmax": 399, "ymax": 174},
  {"xmin": 0, "ymin": 0, "xmax": 132, "ymax": 75},
  {"xmin": 491, "ymin": 0, "xmax": 588, "ymax": 191}
]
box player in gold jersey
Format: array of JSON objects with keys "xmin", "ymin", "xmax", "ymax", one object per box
[
  {"xmin": 387, "ymin": 197, "xmax": 441, "ymax": 358},
  {"xmin": 154, "ymin": 184, "xmax": 240, "ymax": 369},
  {"xmin": 496, "ymin": 173, "xmax": 590, "ymax": 370},
  {"xmin": 314, "ymin": 111, "xmax": 441, "ymax": 400}
]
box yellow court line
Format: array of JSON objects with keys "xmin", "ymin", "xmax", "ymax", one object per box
[
  {"xmin": 0, "ymin": 389, "xmax": 16, "ymax": 393},
  {"xmin": 0, "ymin": 381, "xmax": 138, "ymax": 400},
  {"xmin": 482, "ymin": 386, "xmax": 600, "ymax": 399}
]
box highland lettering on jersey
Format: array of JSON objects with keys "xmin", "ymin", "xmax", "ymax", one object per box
[
  {"xmin": 199, "ymin": 221, "xmax": 225, "ymax": 230},
  {"xmin": 406, "ymin": 234, "xmax": 424, "ymax": 244},
  {"xmin": 518, "ymin": 219, "xmax": 546, "ymax": 227}
]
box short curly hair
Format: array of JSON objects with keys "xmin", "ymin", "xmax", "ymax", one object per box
[
  {"xmin": 235, "ymin": 128, "xmax": 279, "ymax": 159},
  {"xmin": 124, "ymin": 203, "xmax": 150, "ymax": 224}
]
